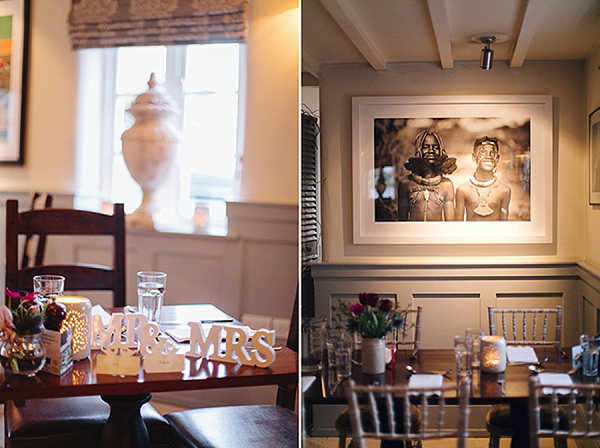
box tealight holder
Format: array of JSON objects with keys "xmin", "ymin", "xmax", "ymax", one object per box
[
  {"xmin": 480, "ymin": 335, "xmax": 507, "ymax": 373},
  {"xmin": 56, "ymin": 296, "xmax": 92, "ymax": 361}
]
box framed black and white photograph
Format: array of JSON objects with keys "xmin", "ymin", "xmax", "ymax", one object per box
[
  {"xmin": 589, "ymin": 106, "xmax": 600, "ymax": 205},
  {"xmin": 352, "ymin": 95, "xmax": 553, "ymax": 244},
  {"xmin": 0, "ymin": 0, "xmax": 29, "ymax": 165}
]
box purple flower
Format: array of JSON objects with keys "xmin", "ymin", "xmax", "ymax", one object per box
[
  {"xmin": 350, "ymin": 303, "xmax": 364, "ymax": 315},
  {"xmin": 379, "ymin": 299, "xmax": 393, "ymax": 312},
  {"xmin": 359, "ymin": 292, "xmax": 379, "ymax": 307}
]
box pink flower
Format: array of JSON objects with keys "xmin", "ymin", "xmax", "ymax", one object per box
[{"xmin": 350, "ymin": 303, "xmax": 365, "ymax": 315}]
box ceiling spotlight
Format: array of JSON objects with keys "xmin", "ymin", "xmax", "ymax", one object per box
[{"xmin": 480, "ymin": 35, "xmax": 496, "ymax": 70}]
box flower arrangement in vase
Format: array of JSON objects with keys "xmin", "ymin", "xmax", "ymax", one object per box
[
  {"xmin": 346, "ymin": 292, "xmax": 405, "ymax": 374},
  {"xmin": 0, "ymin": 289, "xmax": 47, "ymax": 376}
]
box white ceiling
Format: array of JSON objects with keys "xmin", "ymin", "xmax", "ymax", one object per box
[{"xmin": 302, "ymin": 0, "xmax": 600, "ymax": 77}]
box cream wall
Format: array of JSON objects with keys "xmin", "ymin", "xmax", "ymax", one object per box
[
  {"xmin": 586, "ymin": 46, "xmax": 600, "ymax": 267},
  {"xmin": 0, "ymin": 0, "xmax": 299, "ymax": 206},
  {"xmin": 319, "ymin": 61, "xmax": 587, "ymax": 262}
]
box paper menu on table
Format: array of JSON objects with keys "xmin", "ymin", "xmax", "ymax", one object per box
[
  {"xmin": 537, "ymin": 373, "xmax": 574, "ymax": 395},
  {"xmin": 506, "ymin": 346, "xmax": 538, "ymax": 363},
  {"xmin": 408, "ymin": 374, "xmax": 443, "ymax": 395}
]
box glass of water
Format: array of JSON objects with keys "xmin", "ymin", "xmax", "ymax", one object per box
[
  {"xmin": 137, "ymin": 271, "xmax": 167, "ymax": 322},
  {"xmin": 33, "ymin": 275, "xmax": 65, "ymax": 306}
]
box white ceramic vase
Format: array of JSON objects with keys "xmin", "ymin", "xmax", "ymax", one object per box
[
  {"xmin": 361, "ymin": 338, "xmax": 386, "ymax": 374},
  {"xmin": 122, "ymin": 73, "xmax": 179, "ymax": 229}
]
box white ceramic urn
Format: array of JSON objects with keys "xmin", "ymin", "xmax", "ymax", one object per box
[{"xmin": 122, "ymin": 73, "xmax": 179, "ymax": 228}]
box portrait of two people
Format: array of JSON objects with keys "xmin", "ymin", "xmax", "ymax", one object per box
[{"xmin": 374, "ymin": 118, "xmax": 531, "ymax": 223}]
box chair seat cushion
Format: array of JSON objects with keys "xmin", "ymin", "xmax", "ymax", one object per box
[
  {"xmin": 5, "ymin": 396, "xmax": 172, "ymax": 448},
  {"xmin": 486, "ymin": 403, "xmax": 568, "ymax": 434},
  {"xmin": 335, "ymin": 403, "xmax": 421, "ymax": 436},
  {"xmin": 165, "ymin": 405, "xmax": 298, "ymax": 448}
]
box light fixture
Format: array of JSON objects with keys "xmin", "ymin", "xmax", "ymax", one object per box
[{"xmin": 480, "ymin": 35, "xmax": 496, "ymax": 70}]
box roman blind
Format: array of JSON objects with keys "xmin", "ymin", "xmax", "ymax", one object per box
[{"xmin": 68, "ymin": 0, "xmax": 248, "ymax": 49}]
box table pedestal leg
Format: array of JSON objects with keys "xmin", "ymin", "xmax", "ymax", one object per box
[
  {"xmin": 100, "ymin": 393, "xmax": 151, "ymax": 448},
  {"xmin": 510, "ymin": 399, "xmax": 530, "ymax": 448}
]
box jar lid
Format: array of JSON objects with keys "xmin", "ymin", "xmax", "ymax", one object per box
[{"xmin": 126, "ymin": 73, "xmax": 177, "ymax": 115}]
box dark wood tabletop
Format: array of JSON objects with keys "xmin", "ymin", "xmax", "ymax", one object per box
[
  {"xmin": 304, "ymin": 346, "xmax": 579, "ymax": 405},
  {"xmin": 0, "ymin": 304, "xmax": 298, "ymax": 402}
]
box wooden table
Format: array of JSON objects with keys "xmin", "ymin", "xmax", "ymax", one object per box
[
  {"xmin": 304, "ymin": 346, "xmax": 580, "ymax": 448},
  {"xmin": 0, "ymin": 305, "xmax": 298, "ymax": 448}
]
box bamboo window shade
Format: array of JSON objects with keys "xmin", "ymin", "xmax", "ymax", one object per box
[{"xmin": 68, "ymin": 0, "xmax": 248, "ymax": 50}]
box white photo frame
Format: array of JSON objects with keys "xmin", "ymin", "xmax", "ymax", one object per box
[{"xmin": 352, "ymin": 95, "xmax": 553, "ymax": 245}]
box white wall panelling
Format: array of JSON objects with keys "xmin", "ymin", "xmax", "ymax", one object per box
[{"xmin": 311, "ymin": 262, "xmax": 586, "ymax": 348}]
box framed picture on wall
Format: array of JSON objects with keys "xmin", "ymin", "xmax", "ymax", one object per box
[
  {"xmin": 589, "ymin": 106, "xmax": 600, "ymax": 205},
  {"xmin": 0, "ymin": 0, "xmax": 29, "ymax": 165},
  {"xmin": 352, "ymin": 95, "xmax": 553, "ymax": 244}
]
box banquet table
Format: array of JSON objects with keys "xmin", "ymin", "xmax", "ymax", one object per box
[
  {"xmin": 0, "ymin": 304, "xmax": 298, "ymax": 448},
  {"xmin": 304, "ymin": 346, "xmax": 583, "ymax": 448}
]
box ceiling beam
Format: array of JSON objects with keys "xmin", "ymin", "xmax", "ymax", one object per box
[
  {"xmin": 510, "ymin": 0, "xmax": 548, "ymax": 68},
  {"xmin": 426, "ymin": 0, "xmax": 454, "ymax": 69},
  {"xmin": 319, "ymin": 0, "xmax": 387, "ymax": 71},
  {"xmin": 302, "ymin": 52, "xmax": 321, "ymax": 79}
]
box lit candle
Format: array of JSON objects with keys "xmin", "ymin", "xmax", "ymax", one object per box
[
  {"xmin": 480, "ymin": 335, "xmax": 507, "ymax": 373},
  {"xmin": 56, "ymin": 296, "xmax": 92, "ymax": 361}
]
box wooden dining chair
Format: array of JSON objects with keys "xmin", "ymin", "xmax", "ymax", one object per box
[
  {"xmin": 345, "ymin": 377, "xmax": 471, "ymax": 448},
  {"xmin": 528, "ymin": 375, "xmax": 600, "ymax": 448},
  {"xmin": 4, "ymin": 199, "xmax": 173, "ymax": 448},
  {"xmin": 335, "ymin": 306, "xmax": 424, "ymax": 448},
  {"xmin": 486, "ymin": 306, "xmax": 564, "ymax": 448},
  {"xmin": 20, "ymin": 192, "xmax": 54, "ymax": 269},
  {"xmin": 163, "ymin": 291, "xmax": 299, "ymax": 447}
]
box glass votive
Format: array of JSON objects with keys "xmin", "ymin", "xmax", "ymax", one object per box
[
  {"xmin": 56, "ymin": 296, "xmax": 92, "ymax": 361},
  {"xmin": 480, "ymin": 335, "xmax": 507, "ymax": 373}
]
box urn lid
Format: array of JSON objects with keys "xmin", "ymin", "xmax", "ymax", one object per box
[{"xmin": 127, "ymin": 73, "xmax": 177, "ymax": 116}]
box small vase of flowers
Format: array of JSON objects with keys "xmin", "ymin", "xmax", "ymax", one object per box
[
  {"xmin": 0, "ymin": 289, "xmax": 47, "ymax": 376},
  {"xmin": 346, "ymin": 292, "xmax": 404, "ymax": 374}
]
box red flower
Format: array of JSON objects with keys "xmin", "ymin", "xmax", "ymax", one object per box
[
  {"xmin": 359, "ymin": 292, "xmax": 379, "ymax": 307},
  {"xmin": 379, "ymin": 299, "xmax": 393, "ymax": 312},
  {"xmin": 350, "ymin": 303, "xmax": 365, "ymax": 315}
]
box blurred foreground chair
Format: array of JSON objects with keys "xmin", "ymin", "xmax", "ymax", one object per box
[
  {"xmin": 528, "ymin": 375, "xmax": 600, "ymax": 447},
  {"xmin": 335, "ymin": 306, "xmax": 423, "ymax": 448},
  {"xmin": 345, "ymin": 377, "xmax": 471, "ymax": 448},
  {"xmin": 163, "ymin": 292, "xmax": 299, "ymax": 447},
  {"xmin": 486, "ymin": 306, "xmax": 564, "ymax": 448},
  {"xmin": 20, "ymin": 192, "xmax": 53, "ymax": 269},
  {"xmin": 4, "ymin": 199, "xmax": 172, "ymax": 448}
]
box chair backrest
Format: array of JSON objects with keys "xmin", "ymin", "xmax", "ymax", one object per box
[
  {"xmin": 345, "ymin": 377, "xmax": 471, "ymax": 448},
  {"xmin": 386, "ymin": 306, "xmax": 423, "ymax": 358},
  {"xmin": 6, "ymin": 199, "xmax": 126, "ymax": 308},
  {"xmin": 528, "ymin": 375, "xmax": 600, "ymax": 447},
  {"xmin": 487, "ymin": 306, "xmax": 562, "ymax": 347},
  {"xmin": 21, "ymin": 192, "xmax": 54, "ymax": 269}
]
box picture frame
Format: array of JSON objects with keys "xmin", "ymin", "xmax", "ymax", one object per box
[
  {"xmin": 352, "ymin": 95, "xmax": 553, "ymax": 245},
  {"xmin": 0, "ymin": 0, "xmax": 29, "ymax": 165},
  {"xmin": 589, "ymin": 106, "xmax": 600, "ymax": 205}
]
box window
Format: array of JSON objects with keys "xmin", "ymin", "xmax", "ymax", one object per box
[{"xmin": 76, "ymin": 43, "xmax": 245, "ymax": 234}]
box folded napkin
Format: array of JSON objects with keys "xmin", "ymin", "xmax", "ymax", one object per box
[
  {"xmin": 408, "ymin": 374, "xmax": 443, "ymax": 395},
  {"xmin": 506, "ymin": 346, "xmax": 538, "ymax": 363},
  {"xmin": 537, "ymin": 372, "xmax": 574, "ymax": 395}
]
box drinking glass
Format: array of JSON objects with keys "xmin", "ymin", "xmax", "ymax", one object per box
[
  {"xmin": 33, "ymin": 275, "xmax": 65, "ymax": 305},
  {"xmin": 454, "ymin": 335, "xmax": 472, "ymax": 379},
  {"xmin": 137, "ymin": 271, "xmax": 167, "ymax": 322},
  {"xmin": 583, "ymin": 339, "xmax": 599, "ymax": 377},
  {"xmin": 466, "ymin": 327, "xmax": 485, "ymax": 368},
  {"xmin": 302, "ymin": 317, "xmax": 327, "ymax": 373}
]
